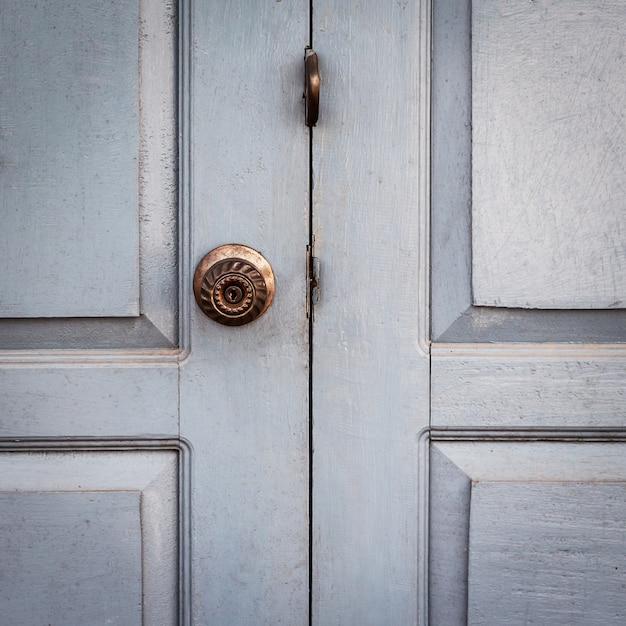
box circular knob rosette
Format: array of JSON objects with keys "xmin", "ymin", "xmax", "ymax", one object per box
[{"xmin": 193, "ymin": 244, "xmax": 275, "ymax": 326}]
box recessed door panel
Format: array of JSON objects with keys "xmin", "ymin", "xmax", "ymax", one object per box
[
  {"xmin": 469, "ymin": 481, "xmax": 626, "ymax": 624},
  {"xmin": 431, "ymin": 0, "xmax": 626, "ymax": 341},
  {"xmin": 471, "ymin": 0, "xmax": 626, "ymax": 309},
  {"xmin": 429, "ymin": 439, "xmax": 626, "ymax": 625},
  {"xmin": 0, "ymin": 0, "xmax": 178, "ymax": 350},
  {"xmin": 1, "ymin": 0, "xmax": 140, "ymax": 318},
  {"xmin": 0, "ymin": 446, "xmax": 184, "ymax": 626}
]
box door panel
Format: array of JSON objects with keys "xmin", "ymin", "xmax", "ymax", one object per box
[
  {"xmin": 471, "ymin": 0, "xmax": 626, "ymax": 309},
  {"xmin": 0, "ymin": 442, "xmax": 186, "ymax": 625},
  {"xmin": 0, "ymin": 0, "xmax": 140, "ymax": 317},
  {"xmin": 431, "ymin": 0, "xmax": 626, "ymax": 343},
  {"xmin": 312, "ymin": 1, "xmax": 429, "ymax": 623},
  {"xmin": 180, "ymin": 2, "xmax": 310, "ymax": 623},
  {"xmin": 429, "ymin": 440, "xmax": 626, "ymax": 625},
  {"xmin": 0, "ymin": 0, "xmax": 178, "ymax": 346},
  {"xmin": 429, "ymin": 1, "xmax": 626, "ymax": 623}
]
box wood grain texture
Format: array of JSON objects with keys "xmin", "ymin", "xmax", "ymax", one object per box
[
  {"xmin": 468, "ymin": 482, "xmax": 626, "ymax": 625},
  {"xmin": 0, "ymin": 365, "xmax": 179, "ymax": 437},
  {"xmin": 0, "ymin": 0, "xmax": 140, "ymax": 317},
  {"xmin": 472, "ymin": 0, "xmax": 626, "ymax": 308},
  {"xmin": 429, "ymin": 440, "xmax": 626, "ymax": 625},
  {"xmin": 179, "ymin": 1, "xmax": 310, "ymax": 623},
  {"xmin": 0, "ymin": 449, "xmax": 180, "ymax": 625},
  {"xmin": 431, "ymin": 0, "xmax": 472, "ymax": 338},
  {"xmin": 0, "ymin": 491, "xmax": 142, "ymax": 625},
  {"xmin": 312, "ymin": 1, "xmax": 429, "ymax": 623},
  {"xmin": 431, "ymin": 349, "xmax": 626, "ymax": 427}
]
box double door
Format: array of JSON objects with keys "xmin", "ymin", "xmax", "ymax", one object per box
[
  {"xmin": 186, "ymin": 3, "xmax": 427, "ymax": 621},
  {"xmin": 1, "ymin": 1, "xmax": 625, "ymax": 624}
]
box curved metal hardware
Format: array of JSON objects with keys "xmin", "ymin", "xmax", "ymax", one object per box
[
  {"xmin": 305, "ymin": 48, "xmax": 320, "ymax": 127},
  {"xmin": 193, "ymin": 244, "xmax": 275, "ymax": 326}
]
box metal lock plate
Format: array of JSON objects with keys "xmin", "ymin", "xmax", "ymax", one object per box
[{"xmin": 193, "ymin": 244, "xmax": 275, "ymax": 326}]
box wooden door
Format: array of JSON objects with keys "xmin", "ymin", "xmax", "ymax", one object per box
[
  {"xmin": 0, "ymin": 1, "xmax": 309, "ymax": 624},
  {"xmin": 310, "ymin": 1, "xmax": 429, "ymax": 624},
  {"xmin": 429, "ymin": 1, "xmax": 626, "ymax": 624},
  {"xmin": 3, "ymin": 1, "xmax": 623, "ymax": 625},
  {"xmin": 1, "ymin": 1, "xmax": 424, "ymax": 622},
  {"xmin": 309, "ymin": 0, "xmax": 626, "ymax": 623}
]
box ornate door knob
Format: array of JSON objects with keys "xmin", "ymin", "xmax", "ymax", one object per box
[{"xmin": 193, "ymin": 244, "xmax": 275, "ymax": 326}]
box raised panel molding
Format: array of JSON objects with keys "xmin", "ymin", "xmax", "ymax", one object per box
[
  {"xmin": 431, "ymin": 0, "xmax": 626, "ymax": 342},
  {"xmin": 0, "ymin": 438, "xmax": 191, "ymax": 625},
  {"xmin": 419, "ymin": 429, "xmax": 626, "ymax": 626},
  {"xmin": 0, "ymin": 0, "xmax": 187, "ymax": 354}
]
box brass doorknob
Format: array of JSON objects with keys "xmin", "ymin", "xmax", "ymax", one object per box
[{"xmin": 193, "ymin": 244, "xmax": 275, "ymax": 326}]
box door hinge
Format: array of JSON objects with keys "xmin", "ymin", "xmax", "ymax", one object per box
[{"xmin": 306, "ymin": 244, "xmax": 320, "ymax": 319}]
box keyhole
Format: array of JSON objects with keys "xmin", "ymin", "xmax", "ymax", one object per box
[{"xmin": 224, "ymin": 284, "xmax": 244, "ymax": 304}]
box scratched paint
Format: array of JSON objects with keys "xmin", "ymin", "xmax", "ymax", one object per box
[{"xmin": 471, "ymin": 0, "xmax": 626, "ymax": 308}]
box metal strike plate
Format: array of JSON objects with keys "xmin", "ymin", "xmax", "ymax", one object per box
[{"xmin": 193, "ymin": 244, "xmax": 275, "ymax": 326}]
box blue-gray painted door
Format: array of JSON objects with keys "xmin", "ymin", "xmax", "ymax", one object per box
[
  {"xmin": 429, "ymin": 1, "xmax": 626, "ymax": 624},
  {"xmin": 3, "ymin": 1, "xmax": 624, "ymax": 625},
  {"xmin": 0, "ymin": 1, "xmax": 310, "ymax": 624},
  {"xmin": 0, "ymin": 1, "xmax": 425, "ymax": 622}
]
